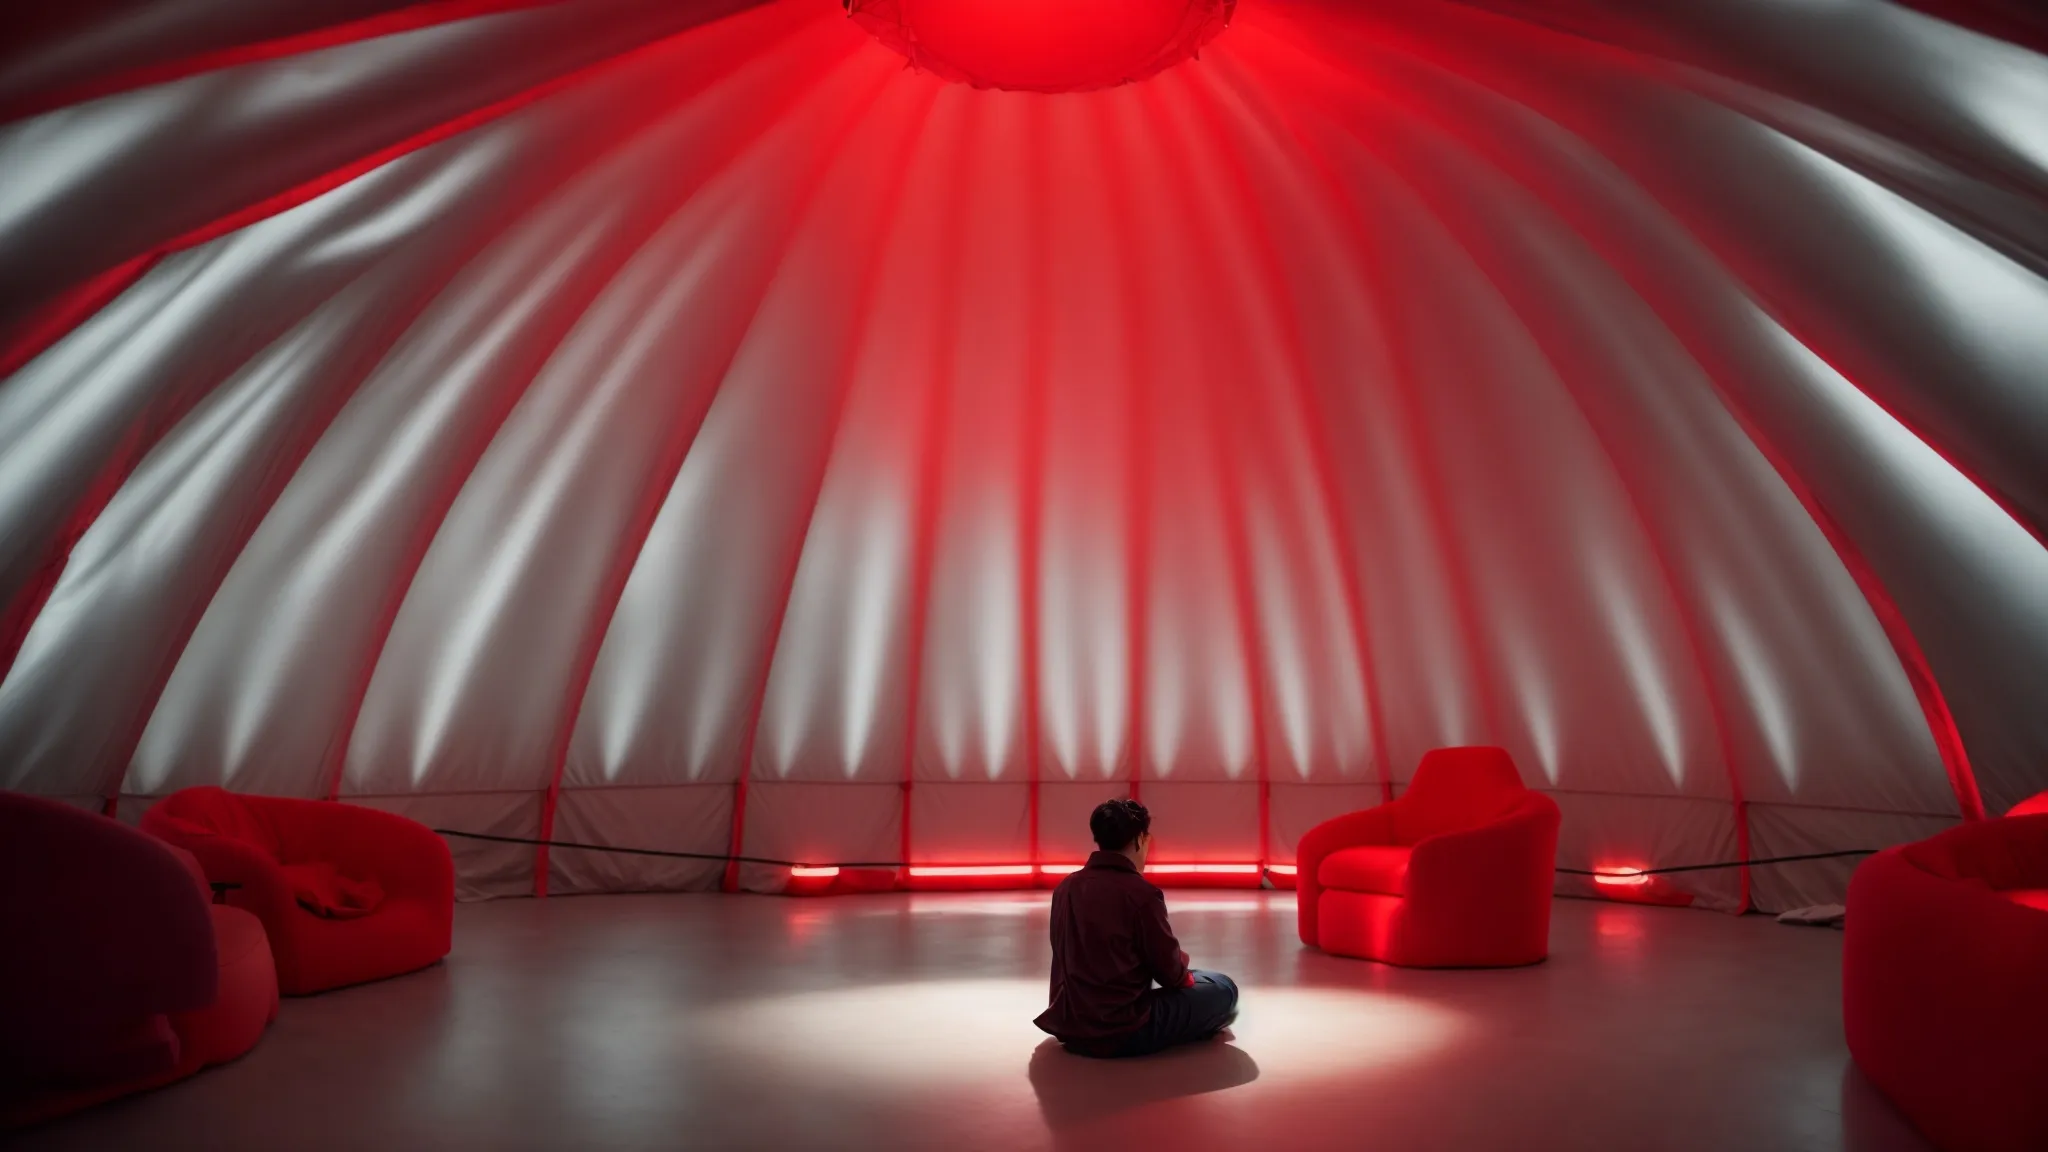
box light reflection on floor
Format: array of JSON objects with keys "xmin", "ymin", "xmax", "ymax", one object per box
[
  {"xmin": 695, "ymin": 978, "xmax": 1463, "ymax": 1088},
  {"xmin": 9, "ymin": 892, "xmax": 1935, "ymax": 1152}
]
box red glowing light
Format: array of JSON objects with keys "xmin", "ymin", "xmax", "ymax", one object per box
[
  {"xmin": 1592, "ymin": 868, "xmax": 1652, "ymax": 887},
  {"xmin": 1145, "ymin": 863, "xmax": 1262, "ymax": 875},
  {"xmin": 846, "ymin": 0, "xmax": 1233, "ymax": 93},
  {"xmin": 907, "ymin": 865, "xmax": 1037, "ymax": 878},
  {"xmin": 790, "ymin": 866, "xmax": 842, "ymax": 878},
  {"xmin": 1267, "ymin": 863, "xmax": 1297, "ymax": 876}
]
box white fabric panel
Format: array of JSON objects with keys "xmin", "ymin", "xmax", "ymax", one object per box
[
  {"xmin": 745, "ymin": 80, "xmax": 956, "ymax": 788},
  {"xmin": 1451, "ymin": 22, "xmax": 2048, "ymax": 815},
  {"xmin": 1548, "ymin": 792, "xmax": 1742, "ymax": 913},
  {"xmin": 1038, "ymin": 782, "xmax": 1129, "ymax": 865},
  {"xmin": 1387, "ymin": 112, "xmax": 1955, "ymax": 819},
  {"xmin": 1746, "ymin": 310, "xmax": 2048, "ymax": 816},
  {"xmin": 738, "ymin": 781, "xmax": 900, "ymax": 892},
  {"xmin": 348, "ymin": 49, "xmax": 888, "ymax": 798},
  {"xmin": 1462, "ymin": 0, "xmax": 2048, "ymax": 535},
  {"xmin": 1104, "ymin": 90, "xmax": 1256, "ymax": 786},
  {"xmin": 914, "ymin": 90, "xmax": 1031, "ymax": 785},
  {"xmin": 1156, "ymin": 71, "xmax": 1376, "ymax": 786},
  {"xmin": 0, "ymin": 273, "xmax": 400, "ymax": 798},
  {"xmin": 350, "ymin": 791, "xmax": 539, "ymax": 901},
  {"xmin": 123, "ymin": 19, "xmax": 866, "ymax": 802},
  {"xmin": 0, "ymin": 0, "xmax": 789, "ymax": 332},
  {"xmin": 1200, "ymin": 54, "xmax": 1488, "ymax": 783},
  {"xmin": 1035, "ymin": 98, "xmax": 1134, "ymax": 786},
  {"xmin": 1746, "ymin": 803, "xmax": 1957, "ymax": 917},
  {"xmin": 548, "ymin": 786, "xmax": 731, "ymax": 895},
  {"xmin": 1, "ymin": 112, "xmax": 584, "ymax": 799},
  {"xmin": 1266, "ymin": 37, "xmax": 1956, "ymax": 819},
  {"xmin": 0, "ymin": 144, "xmax": 499, "ymax": 642},
  {"xmin": 1139, "ymin": 782, "xmax": 1262, "ymax": 863},
  {"xmin": 1276, "ymin": 0, "xmax": 2039, "ymax": 815},
  {"xmin": 1268, "ymin": 783, "xmax": 1383, "ymax": 862},
  {"xmin": 907, "ymin": 783, "xmax": 1029, "ymax": 864},
  {"xmin": 567, "ymin": 52, "xmax": 908, "ymax": 791},
  {"xmin": 1350, "ymin": 145, "xmax": 1717, "ymax": 800},
  {"xmin": 0, "ymin": 2, "xmax": 779, "ymax": 120},
  {"xmin": 111, "ymin": 795, "xmax": 160, "ymax": 828}
]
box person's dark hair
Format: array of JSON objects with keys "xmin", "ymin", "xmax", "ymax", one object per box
[{"xmin": 1090, "ymin": 798, "xmax": 1151, "ymax": 852}]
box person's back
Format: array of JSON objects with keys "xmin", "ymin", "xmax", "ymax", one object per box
[{"xmin": 1034, "ymin": 799, "xmax": 1238, "ymax": 1058}]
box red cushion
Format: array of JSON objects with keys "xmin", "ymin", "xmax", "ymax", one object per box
[
  {"xmin": 281, "ymin": 862, "xmax": 385, "ymax": 920},
  {"xmin": 2005, "ymin": 889, "xmax": 2048, "ymax": 914},
  {"xmin": 1319, "ymin": 846, "xmax": 1412, "ymax": 895}
]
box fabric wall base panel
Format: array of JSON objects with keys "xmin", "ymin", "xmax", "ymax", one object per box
[
  {"xmin": 1038, "ymin": 781, "xmax": 1132, "ymax": 864},
  {"xmin": 1268, "ymin": 783, "xmax": 1384, "ymax": 862},
  {"xmin": 112, "ymin": 794, "xmax": 161, "ymax": 826},
  {"xmin": 1544, "ymin": 791, "xmax": 1741, "ymax": 912},
  {"xmin": 738, "ymin": 781, "xmax": 900, "ymax": 894},
  {"xmin": 548, "ymin": 785, "xmax": 730, "ymax": 896},
  {"xmin": 1137, "ymin": 781, "xmax": 1262, "ymax": 863},
  {"xmin": 346, "ymin": 791, "xmax": 539, "ymax": 901},
  {"xmin": 1746, "ymin": 803, "xmax": 1956, "ymax": 915},
  {"xmin": 908, "ymin": 782, "xmax": 1028, "ymax": 864}
]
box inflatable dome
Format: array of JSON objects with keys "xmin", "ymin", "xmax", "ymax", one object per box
[{"xmin": 2, "ymin": 0, "xmax": 2043, "ymax": 911}]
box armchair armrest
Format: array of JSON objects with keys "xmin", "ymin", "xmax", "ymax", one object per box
[
  {"xmin": 1392, "ymin": 797, "xmax": 1560, "ymax": 966},
  {"xmin": 1405, "ymin": 801, "xmax": 1559, "ymax": 903},
  {"xmin": 1295, "ymin": 805, "xmax": 1396, "ymax": 946}
]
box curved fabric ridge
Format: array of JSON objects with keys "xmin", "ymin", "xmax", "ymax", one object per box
[{"xmin": 1, "ymin": 0, "xmax": 2043, "ymax": 911}]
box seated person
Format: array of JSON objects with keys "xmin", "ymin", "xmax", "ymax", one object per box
[{"xmin": 1034, "ymin": 798, "xmax": 1239, "ymax": 1057}]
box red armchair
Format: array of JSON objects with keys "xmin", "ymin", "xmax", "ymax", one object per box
[
  {"xmin": 2008, "ymin": 790, "xmax": 2048, "ymax": 818},
  {"xmin": 1844, "ymin": 815, "xmax": 2048, "ymax": 1152},
  {"xmin": 142, "ymin": 788, "xmax": 454, "ymax": 996},
  {"xmin": 1296, "ymin": 746, "xmax": 1560, "ymax": 967},
  {"xmin": 2, "ymin": 791, "xmax": 276, "ymax": 1128}
]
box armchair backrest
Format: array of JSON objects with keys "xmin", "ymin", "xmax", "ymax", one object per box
[
  {"xmin": 150, "ymin": 786, "xmax": 285, "ymax": 858},
  {"xmin": 1393, "ymin": 746, "xmax": 1532, "ymax": 844},
  {"xmin": 1904, "ymin": 814, "xmax": 2048, "ymax": 891},
  {"xmin": 0, "ymin": 791, "xmax": 218, "ymax": 1069}
]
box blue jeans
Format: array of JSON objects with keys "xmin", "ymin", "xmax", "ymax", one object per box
[{"xmin": 1091, "ymin": 970, "xmax": 1239, "ymax": 1058}]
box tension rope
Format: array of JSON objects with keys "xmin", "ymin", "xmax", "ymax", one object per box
[{"xmin": 431, "ymin": 828, "xmax": 1877, "ymax": 878}]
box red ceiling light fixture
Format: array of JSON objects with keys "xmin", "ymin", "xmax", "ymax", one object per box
[{"xmin": 845, "ymin": 0, "xmax": 1234, "ymax": 93}]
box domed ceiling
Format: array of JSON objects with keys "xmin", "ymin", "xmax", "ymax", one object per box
[{"xmin": 0, "ymin": 0, "xmax": 2043, "ymax": 909}]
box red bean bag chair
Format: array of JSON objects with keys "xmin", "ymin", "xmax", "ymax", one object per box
[
  {"xmin": 1297, "ymin": 746, "xmax": 1560, "ymax": 967},
  {"xmin": 142, "ymin": 788, "xmax": 454, "ymax": 996},
  {"xmin": 1844, "ymin": 815, "xmax": 2048, "ymax": 1152},
  {"xmin": 1, "ymin": 791, "xmax": 276, "ymax": 1129}
]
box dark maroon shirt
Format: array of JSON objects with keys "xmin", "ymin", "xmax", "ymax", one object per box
[{"xmin": 1034, "ymin": 851, "xmax": 1192, "ymax": 1045}]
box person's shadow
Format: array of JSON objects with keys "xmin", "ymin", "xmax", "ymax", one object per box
[{"xmin": 1027, "ymin": 1036, "xmax": 1260, "ymax": 1131}]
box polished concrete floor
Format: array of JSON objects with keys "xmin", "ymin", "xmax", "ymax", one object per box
[{"xmin": 16, "ymin": 892, "xmax": 1933, "ymax": 1152}]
